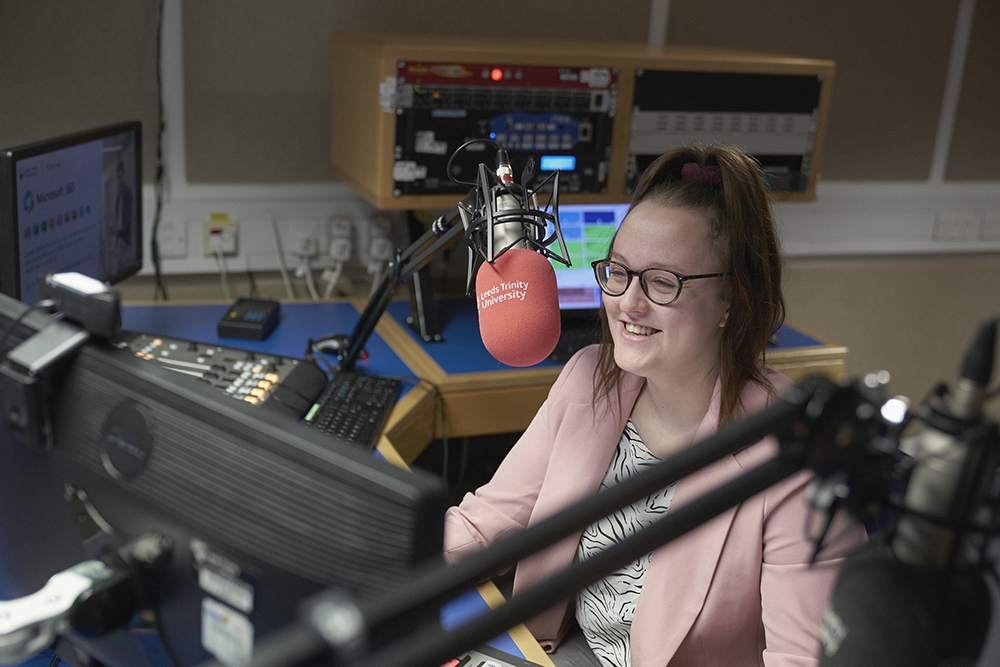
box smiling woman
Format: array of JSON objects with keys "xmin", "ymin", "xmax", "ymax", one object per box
[
  {"xmin": 599, "ymin": 203, "xmax": 731, "ymax": 442},
  {"xmin": 443, "ymin": 143, "xmax": 867, "ymax": 667},
  {"xmin": 593, "ymin": 144, "xmax": 786, "ymax": 428}
]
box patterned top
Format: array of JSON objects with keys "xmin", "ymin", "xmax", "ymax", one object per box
[{"xmin": 575, "ymin": 420, "xmax": 678, "ymax": 667}]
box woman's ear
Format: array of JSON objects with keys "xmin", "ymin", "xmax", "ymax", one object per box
[{"xmin": 719, "ymin": 304, "xmax": 730, "ymax": 328}]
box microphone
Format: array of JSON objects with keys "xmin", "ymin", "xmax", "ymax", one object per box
[
  {"xmin": 454, "ymin": 143, "xmax": 570, "ymax": 366},
  {"xmin": 475, "ymin": 247, "xmax": 561, "ymax": 367},
  {"xmin": 488, "ymin": 148, "xmax": 529, "ymax": 258},
  {"xmin": 893, "ymin": 318, "xmax": 997, "ymax": 570},
  {"xmin": 819, "ymin": 318, "xmax": 998, "ymax": 666}
]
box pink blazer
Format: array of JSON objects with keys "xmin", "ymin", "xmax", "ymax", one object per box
[{"xmin": 444, "ymin": 346, "xmax": 866, "ymax": 667}]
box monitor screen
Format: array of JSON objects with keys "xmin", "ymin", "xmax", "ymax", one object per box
[
  {"xmin": 0, "ymin": 292, "xmax": 445, "ymax": 667},
  {"xmin": 0, "ymin": 122, "xmax": 143, "ymax": 304},
  {"xmin": 548, "ymin": 203, "xmax": 629, "ymax": 311}
]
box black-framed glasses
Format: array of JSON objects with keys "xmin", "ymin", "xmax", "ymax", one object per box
[{"xmin": 591, "ymin": 259, "xmax": 728, "ymax": 306}]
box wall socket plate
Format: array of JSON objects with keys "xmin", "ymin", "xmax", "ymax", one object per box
[
  {"xmin": 203, "ymin": 215, "xmax": 240, "ymax": 256},
  {"xmin": 158, "ymin": 217, "xmax": 188, "ymax": 258}
]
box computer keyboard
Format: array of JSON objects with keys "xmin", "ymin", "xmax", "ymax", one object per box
[{"xmin": 303, "ymin": 370, "xmax": 402, "ymax": 446}]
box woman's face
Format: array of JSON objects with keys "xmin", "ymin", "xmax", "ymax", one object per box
[{"xmin": 604, "ymin": 201, "xmax": 730, "ymax": 385}]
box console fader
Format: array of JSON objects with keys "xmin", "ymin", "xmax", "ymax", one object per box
[{"xmin": 116, "ymin": 331, "xmax": 328, "ymax": 412}]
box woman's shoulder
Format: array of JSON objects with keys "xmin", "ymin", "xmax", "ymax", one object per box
[
  {"xmin": 730, "ymin": 367, "xmax": 800, "ymax": 467},
  {"xmin": 561, "ymin": 343, "xmax": 602, "ymax": 375},
  {"xmin": 742, "ymin": 364, "xmax": 794, "ymax": 412},
  {"xmin": 545, "ymin": 344, "xmax": 602, "ymax": 401}
]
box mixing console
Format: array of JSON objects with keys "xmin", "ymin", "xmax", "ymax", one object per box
[
  {"xmin": 114, "ymin": 330, "xmax": 399, "ymax": 448},
  {"xmin": 115, "ymin": 331, "xmax": 326, "ymax": 410}
]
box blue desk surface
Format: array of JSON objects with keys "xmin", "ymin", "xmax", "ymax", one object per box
[
  {"xmin": 120, "ymin": 301, "xmax": 413, "ymax": 379},
  {"xmin": 123, "ymin": 299, "xmax": 824, "ymax": 380},
  {"xmin": 387, "ymin": 298, "xmax": 824, "ymax": 375},
  {"xmin": 387, "ymin": 299, "xmax": 561, "ymax": 374}
]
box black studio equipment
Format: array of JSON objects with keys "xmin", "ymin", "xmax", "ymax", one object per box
[
  {"xmin": 217, "ymin": 298, "xmax": 281, "ymax": 341},
  {"xmin": 0, "ymin": 288, "xmax": 445, "ymax": 667},
  {"xmin": 330, "ymin": 33, "xmax": 835, "ymax": 209},
  {"xmin": 819, "ymin": 318, "xmax": 999, "ymax": 667}
]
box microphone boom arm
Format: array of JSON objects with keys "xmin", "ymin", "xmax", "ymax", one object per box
[{"xmin": 337, "ymin": 190, "xmax": 476, "ymax": 370}]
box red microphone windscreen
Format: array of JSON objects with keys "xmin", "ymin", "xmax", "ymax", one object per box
[{"xmin": 475, "ymin": 248, "xmax": 561, "ymax": 367}]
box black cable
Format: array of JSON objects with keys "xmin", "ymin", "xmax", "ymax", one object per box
[
  {"xmin": 452, "ymin": 437, "xmax": 470, "ymax": 505},
  {"xmin": 247, "ymin": 270, "xmax": 259, "ymax": 298},
  {"xmin": 379, "ymin": 374, "xmax": 449, "ymax": 492},
  {"xmin": 150, "ymin": 0, "xmax": 168, "ymax": 301},
  {"xmin": 445, "ymin": 139, "xmax": 504, "ymax": 188}
]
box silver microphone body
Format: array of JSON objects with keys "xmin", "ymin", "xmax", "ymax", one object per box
[
  {"xmin": 893, "ymin": 383, "xmax": 983, "ymax": 568},
  {"xmin": 491, "ymin": 190, "xmax": 528, "ymax": 253},
  {"xmin": 894, "ymin": 322, "xmax": 996, "ymax": 570}
]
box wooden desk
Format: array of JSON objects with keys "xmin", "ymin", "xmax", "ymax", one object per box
[
  {"xmin": 375, "ymin": 299, "xmax": 848, "ymax": 464},
  {"xmin": 442, "ymin": 581, "xmax": 556, "ymax": 667}
]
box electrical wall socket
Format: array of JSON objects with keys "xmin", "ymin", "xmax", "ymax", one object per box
[
  {"xmin": 158, "ymin": 217, "xmax": 187, "ymax": 258},
  {"xmin": 290, "ymin": 220, "xmax": 327, "ymax": 258},
  {"xmin": 360, "ymin": 214, "xmax": 394, "ymax": 265},
  {"xmin": 203, "ymin": 214, "xmax": 239, "ymax": 256}
]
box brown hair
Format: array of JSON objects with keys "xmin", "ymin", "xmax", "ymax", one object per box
[{"xmin": 593, "ymin": 144, "xmax": 785, "ymax": 423}]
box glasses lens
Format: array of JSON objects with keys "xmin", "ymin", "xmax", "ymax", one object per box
[
  {"xmin": 596, "ymin": 261, "xmax": 628, "ymax": 295},
  {"xmin": 642, "ymin": 270, "xmax": 680, "ymax": 304}
]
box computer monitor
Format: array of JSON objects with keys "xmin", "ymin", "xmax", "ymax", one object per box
[
  {"xmin": 0, "ymin": 122, "xmax": 143, "ymax": 305},
  {"xmin": 547, "ymin": 203, "xmax": 629, "ymax": 312},
  {"xmin": 0, "ymin": 292, "xmax": 445, "ymax": 667}
]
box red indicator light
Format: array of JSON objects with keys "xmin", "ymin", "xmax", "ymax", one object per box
[{"xmin": 490, "ymin": 68, "xmax": 504, "ymax": 82}]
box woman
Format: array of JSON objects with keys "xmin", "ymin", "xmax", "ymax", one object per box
[{"xmin": 444, "ymin": 144, "xmax": 866, "ymax": 666}]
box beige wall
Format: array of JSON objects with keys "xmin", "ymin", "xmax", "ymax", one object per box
[
  {"xmin": 3, "ymin": 0, "xmax": 998, "ymax": 183},
  {"xmin": 784, "ymin": 254, "xmax": 1000, "ymax": 408}
]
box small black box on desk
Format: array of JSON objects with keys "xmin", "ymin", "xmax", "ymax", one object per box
[{"xmin": 218, "ymin": 298, "xmax": 280, "ymax": 340}]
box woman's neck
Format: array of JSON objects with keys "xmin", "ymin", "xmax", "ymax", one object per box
[{"xmin": 631, "ymin": 368, "xmax": 719, "ymax": 459}]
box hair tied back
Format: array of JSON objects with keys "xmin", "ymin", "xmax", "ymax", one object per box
[{"xmin": 681, "ymin": 162, "xmax": 723, "ymax": 185}]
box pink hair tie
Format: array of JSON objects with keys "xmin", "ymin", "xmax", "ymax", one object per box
[{"xmin": 681, "ymin": 162, "xmax": 723, "ymax": 185}]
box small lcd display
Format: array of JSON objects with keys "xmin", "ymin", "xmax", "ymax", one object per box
[
  {"xmin": 540, "ymin": 155, "xmax": 577, "ymax": 171},
  {"xmin": 540, "ymin": 155, "xmax": 576, "ymax": 171}
]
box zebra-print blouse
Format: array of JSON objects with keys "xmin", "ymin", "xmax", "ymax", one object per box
[{"xmin": 575, "ymin": 419, "xmax": 678, "ymax": 667}]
